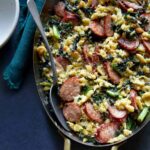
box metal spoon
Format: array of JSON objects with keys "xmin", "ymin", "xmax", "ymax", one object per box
[{"xmin": 27, "ymin": 0, "xmax": 70, "ymax": 131}]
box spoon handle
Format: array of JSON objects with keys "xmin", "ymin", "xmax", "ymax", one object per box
[{"xmin": 27, "ymin": 0, "xmax": 57, "ymax": 84}]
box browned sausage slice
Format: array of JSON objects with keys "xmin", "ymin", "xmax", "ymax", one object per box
[
  {"xmin": 54, "ymin": 2, "xmax": 65, "ymax": 17},
  {"xmin": 55, "ymin": 56, "xmax": 69, "ymax": 69},
  {"xmin": 118, "ymin": 38, "xmax": 139, "ymax": 51},
  {"xmin": 89, "ymin": 21, "xmax": 105, "ymax": 37},
  {"xmin": 123, "ymin": 1, "xmax": 142, "ymax": 10},
  {"xmin": 83, "ymin": 45, "xmax": 100, "ymax": 67},
  {"xmin": 141, "ymin": 13, "xmax": 150, "ymax": 31},
  {"xmin": 118, "ymin": 0, "xmax": 128, "ymax": 11},
  {"xmin": 103, "ymin": 62, "xmax": 120, "ymax": 84},
  {"xmin": 91, "ymin": 52, "xmax": 100, "ymax": 65},
  {"xmin": 63, "ymin": 11, "xmax": 79, "ymax": 24},
  {"xmin": 82, "ymin": 44, "xmax": 91, "ymax": 64},
  {"xmin": 95, "ymin": 122, "xmax": 118, "ymax": 143},
  {"xmin": 142, "ymin": 40, "xmax": 150, "ymax": 54},
  {"xmin": 84, "ymin": 103, "xmax": 103, "ymax": 123},
  {"xmin": 91, "ymin": 0, "xmax": 98, "ymax": 8},
  {"xmin": 104, "ymin": 15, "xmax": 114, "ymax": 37},
  {"xmin": 130, "ymin": 90, "xmax": 138, "ymax": 110},
  {"xmin": 63, "ymin": 103, "xmax": 82, "ymax": 122},
  {"xmin": 54, "ymin": 2, "xmax": 78, "ymax": 24},
  {"xmin": 91, "ymin": 46, "xmax": 100, "ymax": 65},
  {"xmin": 85, "ymin": 103, "xmax": 103, "ymax": 123},
  {"xmin": 59, "ymin": 77, "xmax": 81, "ymax": 102},
  {"xmin": 118, "ymin": 0, "xmax": 142, "ymax": 11},
  {"xmin": 108, "ymin": 106, "xmax": 127, "ymax": 119}
]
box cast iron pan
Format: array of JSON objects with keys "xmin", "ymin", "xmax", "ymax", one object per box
[{"xmin": 33, "ymin": 0, "xmax": 150, "ymax": 149}]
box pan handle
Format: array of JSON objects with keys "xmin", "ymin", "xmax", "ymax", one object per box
[
  {"xmin": 64, "ymin": 138, "xmax": 71, "ymax": 150},
  {"xmin": 111, "ymin": 145, "xmax": 120, "ymax": 150},
  {"xmin": 111, "ymin": 142, "xmax": 126, "ymax": 150},
  {"xmin": 63, "ymin": 138, "xmax": 120, "ymax": 150},
  {"xmin": 63, "ymin": 138, "xmax": 122, "ymax": 150}
]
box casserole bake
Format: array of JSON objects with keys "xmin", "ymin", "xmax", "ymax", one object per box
[{"xmin": 34, "ymin": 0, "xmax": 150, "ymax": 147}]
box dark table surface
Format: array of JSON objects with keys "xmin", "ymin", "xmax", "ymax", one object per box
[{"xmin": 0, "ymin": 33, "xmax": 150, "ymax": 150}]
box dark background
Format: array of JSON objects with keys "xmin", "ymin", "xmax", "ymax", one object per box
[{"xmin": 0, "ymin": 30, "xmax": 150, "ymax": 150}]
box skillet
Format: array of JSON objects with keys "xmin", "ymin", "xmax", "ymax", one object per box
[{"xmin": 33, "ymin": 0, "xmax": 150, "ymax": 149}]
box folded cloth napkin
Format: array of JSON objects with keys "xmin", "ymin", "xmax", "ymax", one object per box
[{"xmin": 3, "ymin": 0, "xmax": 45, "ymax": 89}]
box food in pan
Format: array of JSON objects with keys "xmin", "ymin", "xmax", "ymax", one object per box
[{"xmin": 35, "ymin": 0, "xmax": 150, "ymax": 144}]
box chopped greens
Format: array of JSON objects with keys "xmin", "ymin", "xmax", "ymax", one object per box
[
  {"xmin": 59, "ymin": 22, "xmax": 73, "ymax": 35},
  {"xmin": 81, "ymin": 7, "xmax": 94, "ymax": 17},
  {"xmin": 106, "ymin": 89, "xmax": 119, "ymax": 97},
  {"xmin": 81, "ymin": 86, "xmax": 92, "ymax": 95},
  {"xmin": 92, "ymin": 93, "xmax": 103, "ymax": 104},
  {"xmin": 126, "ymin": 116, "xmax": 137, "ymax": 130},
  {"xmin": 72, "ymin": 36, "xmax": 80, "ymax": 51},
  {"xmin": 137, "ymin": 107, "xmax": 149, "ymax": 122},
  {"xmin": 52, "ymin": 25, "xmax": 60, "ymax": 39},
  {"xmin": 125, "ymin": 28, "xmax": 137, "ymax": 40},
  {"xmin": 112, "ymin": 56, "xmax": 139, "ymax": 75},
  {"xmin": 139, "ymin": 16, "xmax": 149, "ymax": 29},
  {"xmin": 112, "ymin": 62, "xmax": 127, "ymax": 75},
  {"xmin": 112, "ymin": 23, "xmax": 137, "ymax": 39},
  {"xmin": 64, "ymin": 0, "xmax": 79, "ymax": 13},
  {"xmin": 48, "ymin": 17, "xmax": 73, "ymax": 36}
]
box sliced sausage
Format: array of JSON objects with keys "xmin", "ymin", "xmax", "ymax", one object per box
[
  {"xmin": 95, "ymin": 122, "xmax": 118, "ymax": 143},
  {"xmin": 91, "ymin": 52, "xmax": 100, "ymax": 65},
  {"xmin": 118, "ymin": 38, "xmax": 139, "ymax": 52},
  {"xmin": 82, "ymin": 44, "xmax": 91, "ymax": 64},
  {"xmin": 54, "ymin": 2, "xmax": 65, "ymax": 17},
  {"xmin": 91, "ymin": 46, "xmax": 100, "ymax": 65},
  {"xmin": 63, "ymin": 103, "xmax": 82, "ymax": 122},
  {"xmin": 59, "ymin": 77, "xmax": 81, "ymax": 102},
  {"xmin": 118, "ymin": 0, "xmax": 128, "ymax": 11},
  {"xmin": 84, "ymin": 103, "xmax": 103, "ymax": 123},
  {"xmin": 141, "ymin": 13, "xmax": 150, "ymax": 31},
  {"xmin": 54, "ymin": 2, "xmax": 78, "ymax": 24},
  {"xmin": 108, "ymin": 106, "xmax": 127, "ymax": 119},
  {"xmin": 103, "ymin": 62, "xmax": 120, "ymax": 84},
  {"xmin": 89, "ymin": 21, "xmax": 105, "ymax": 37},
  {"xmin": 130, "ymin": 90, "xmax": 138, "ymax": 110},
  {"xmin": 63, "ymin": 11, "xmax": 79, "ymax": 24},
  {"xmin": 118, "ymin": 0, "xmax": 142, "ymax": 11},
  {"xmin": 83, "ymin": 45, "xmax": 100, "ymax": 66},
  {"xmin": 91, "ymin": 0, "xmax": 98, "ymax": 9},
  {"xmin": 55, "ymin": 56, "xmax": 69, "ymax": 69},
  {"xmin": 142, "ymin": 40, "xmax": 150, "ymax": 54},
  {"xmin": 104, "ymin": 15, "xmax": 114, "ymax": 37},
  {"xmin": 123, "ymin": 1, "xmax": 143, "ymax": 10}
]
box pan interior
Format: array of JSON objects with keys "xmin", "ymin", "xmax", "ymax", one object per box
[{"xmin": 33, "ymin": 0, "xmax": 150, "ymax": 148}]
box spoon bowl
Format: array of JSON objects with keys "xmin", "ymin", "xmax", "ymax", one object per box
[{"xmin": 50, "ymin": 85, "xmax": 70, "ymax": 131}]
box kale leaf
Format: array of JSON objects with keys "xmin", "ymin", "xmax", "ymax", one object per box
[
  {"xmin": 72, "ymin": 36, "xmax": 80, "ymax": 51},
  {"xmin": 81, "ymin": 86, "xmax": 92, "ymax": 95},
  {"xmin": 126, "ymin": 116, "xmax": 137, "ymax": 130}
]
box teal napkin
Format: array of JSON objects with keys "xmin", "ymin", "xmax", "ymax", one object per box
[{"xmin": 3, "ymin": 0, "xmax": 45, "ymax": 89}]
